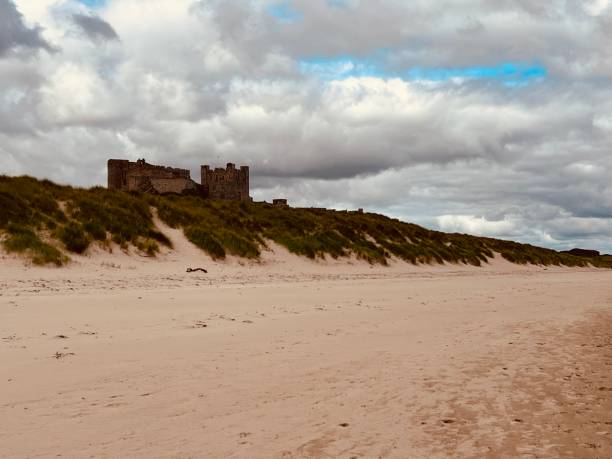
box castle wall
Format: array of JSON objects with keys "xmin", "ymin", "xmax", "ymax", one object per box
[
  {"xmin": 150, "ymin": 178, "xmax": 198, "ymax": 194},
  {"xmin": 108, "ymin": 159, "xmax": 250, "ymax": 200},
  {"xmin": 201, "ymin": 163, "xmax": 250, "ymax": 201},
  {"xmin": 124, "ymin": 160, "xmax": 190, "ymax": 181},
  {"xmin": 273, "ymin": 199, "xmax": 289, "ymax": 207},
  {"xmin": 108, "ymin": 159, "xmax": 197, "ymax": 194}
]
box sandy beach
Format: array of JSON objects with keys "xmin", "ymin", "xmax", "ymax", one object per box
[
  {"xmin": 1, "ymin": 235, "xmax": 611, "ymax": 458},
  {"xmin": 4, "ymin": 0, "xmax": 612, "ymax": 457}
]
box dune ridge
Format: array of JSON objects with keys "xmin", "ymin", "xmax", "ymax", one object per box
[{"xmin": 2, "ymin": 174, "xmax": 610, "ymax": 268}]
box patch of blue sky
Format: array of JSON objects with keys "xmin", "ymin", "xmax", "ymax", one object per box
[
  {"xmin": 267, "ymin": 1, "xmax": 302, "ymax": 22},
  {"xmin": 76, "ymin": 0, "xmax": 106, "ymax": 8},
  {"xmin": 300, "ymin": 56, "xmax": 546, "ymax": 85},
  {"xmin": 408, "ymin": 63, "xmax": 547, "ymax": 84}
]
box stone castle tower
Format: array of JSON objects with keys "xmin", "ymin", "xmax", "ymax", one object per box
[
  {"xmin": 107, "ymin": 159, "xmax": 250, "ymax": 201},
  {"xmin": 201, "ymin": 163, "xmax": 250, "ymax": 201}
]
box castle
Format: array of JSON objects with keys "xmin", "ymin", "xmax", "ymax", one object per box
[{"xmin": 107, "ymin": 159, "xmax": 250, "ymax": 201}]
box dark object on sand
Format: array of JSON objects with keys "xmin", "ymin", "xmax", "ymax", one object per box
[
  {"xmin": 53, "ymin": 352, "xmax": 75, "ymax": 359},
  {"xmin": 563, "ymin": 248, "xmax": 600, "ymax": 258},
  {"xmin": 186, "ymin": 268, "xmax": 208, "ymax": 273}
]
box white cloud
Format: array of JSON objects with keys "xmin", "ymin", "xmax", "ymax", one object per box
[
  {"xmin": 38, "ymin": 62, "xmax": 125, "ymax": 126},
  {"xmin": 436, "ymin": 215, "xmax": 519, "ymax": 237},
  {"xmin": 593, "ymin": 114, "xmax": 612, "ymax": 131},
  {"xmin": 585, "ymin": 0, "xmax": 611, "ymax": 16}
]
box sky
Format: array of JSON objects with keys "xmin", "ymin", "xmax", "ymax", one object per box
[{"xmin": 1, "ymin": 0, "xmax": 612, "ymax": 252}]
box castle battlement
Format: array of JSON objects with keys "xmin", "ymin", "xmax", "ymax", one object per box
[
  {"xmin": 201, "ymin": 163, "xmax": 250, "ymax": 202},
  {"xmin": 108, "ymin": 159, "xmax": 250, "ymax": 201}
]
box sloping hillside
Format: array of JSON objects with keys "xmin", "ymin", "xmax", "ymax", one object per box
[{"xmin": 0, "ymin": 175, "xmax": 609, "ymax": 268}]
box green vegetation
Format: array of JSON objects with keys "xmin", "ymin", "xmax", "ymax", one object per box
[
  {"xmin": 56, "ymin": 221, "xmax": 90, "ymax": 254},
  {"xmin": 151, "ymin": 195, "xmax": 607, "ymax": 267},
  {"xmin": 3, "ymin": 224, "xmax": 66, "ymax": 266},
  {"xmin": 1, "ymin": 174, "xmax": 610, "ymax": 268},
  {"xmin": 0, "ymin": 176, "xmax": 168, "ymax": 265}
]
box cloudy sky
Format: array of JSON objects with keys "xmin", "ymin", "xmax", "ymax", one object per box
[{"xmin": 2, "ymin": 0, "xmax": 612, "ymax": 252}]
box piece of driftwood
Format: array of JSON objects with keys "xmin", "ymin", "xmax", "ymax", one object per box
[{"xmin": 186, "ymin": 268, "xmax": 208, "ymax": 273}]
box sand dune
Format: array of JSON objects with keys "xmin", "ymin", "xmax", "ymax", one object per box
[{"xmin": 1, "ymin": 229, "xmax": 611, "ymax": 458}]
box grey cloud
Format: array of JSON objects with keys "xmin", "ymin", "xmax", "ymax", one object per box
[
  {"xmin": 202, "ymin": 0, "xmax": 611, "ymax": 79},
  {"xmin": 0, "ymin": 0, "xmax": 52, "ymax": 56},
  {"xmin": 72, "ymin": 14, "xmax": 119, "ymax": 42},
  {"xmin": 0, "ymin": 58, "xmax": 44, "ymax": 134}
]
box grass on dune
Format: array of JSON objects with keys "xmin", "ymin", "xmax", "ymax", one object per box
[
  {"xmin": 0, "ymin": 174, "xmax": 610, "ymax": 268},
  {"xmin": 2, "ymin": 224, "xmax": 66, "ymax": 266},
  {"xmin": 149, "ymin": 194, "xmax": 608, "ymax": 268},
  {"xmin": 0, "ymin": 176, "xmax": 169, "ymax": 264}
]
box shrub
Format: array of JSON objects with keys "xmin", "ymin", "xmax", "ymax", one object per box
[
  {"xmin": 184, "ymin": 227, "xmax": 226, "ymax": 259},
  {"xmin": 218, "ymin": 230, "xmax": 260, "ymax": 258},
  {"xmin": 83, "ymin": 220, "xmax": 107, "ymax": 241},
  {"xmin": 3, "ymin": 224, "xmax": 66, "ymax": 266},
  {"xmin": 56, "ymin": 222, "xmax": 90, "ymax": 254},
  {"xmin": 67, "ymin": 189, "xmax": 155, "ymax": 247},
  {"xmin": 148, "ymin": 230, "xmax": 173, "ymax": 248},
  {"xmin": 134, "ymin": 237, "xmax": 160, "ymax": 257},
  {"xmin": 0, "ymin": 190, "xmax": 31, "ymax": 227}
]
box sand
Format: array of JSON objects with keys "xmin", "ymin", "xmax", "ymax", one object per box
[{"xmin": 1, "ymin": 229, "xmax": 611, "ymax": 458}]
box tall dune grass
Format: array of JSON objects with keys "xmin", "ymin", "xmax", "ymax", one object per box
[{"xmin": 0, "ymin": 174, "xmax": 609, "ymax": 268}]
